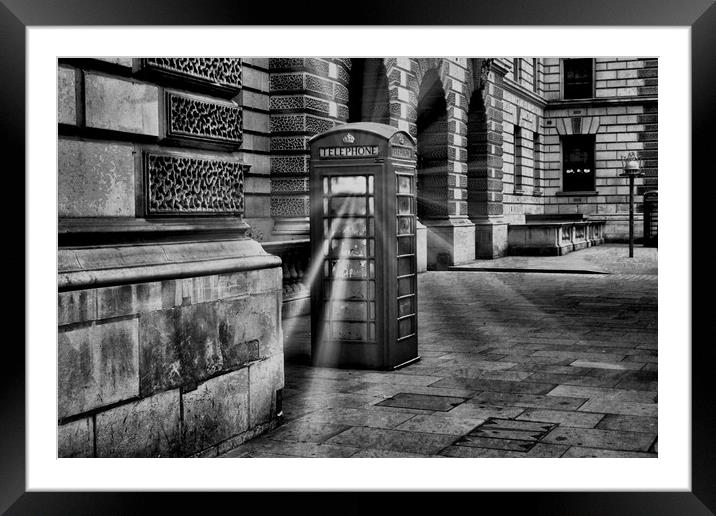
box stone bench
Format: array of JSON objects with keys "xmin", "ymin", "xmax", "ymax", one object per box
[{"xmin": 508, "ymin": 219, "xmax": 606, "ymax": 256}]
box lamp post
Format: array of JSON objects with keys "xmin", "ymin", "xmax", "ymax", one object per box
[{"xmin": 619, "ymin": 152, "xmax": 645, "ymax": 258}]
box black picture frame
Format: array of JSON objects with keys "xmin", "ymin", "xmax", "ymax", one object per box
[{"xmin": 5, "ymin": 0, "xmax": 711, "ymax": 513}]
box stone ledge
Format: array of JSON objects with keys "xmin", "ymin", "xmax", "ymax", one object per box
[{"xmin": 59, "ymin": 239, "xmax": 282, "ymax": 292}]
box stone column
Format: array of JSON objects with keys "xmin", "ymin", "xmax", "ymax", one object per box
[
  {"xmin": 268, "ymin": 58, "xmax": 349, "ymax": 238},
  {"xmin": 414, "ymin": 59, "xmax": 475, "ymax": 269},
  {"xmin": 471, "ymin": 60, "xmax": 509, "ymax": 259}
]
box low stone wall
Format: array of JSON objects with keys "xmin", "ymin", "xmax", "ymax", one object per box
[
  {"xmin": 416, "ymin": 222, "xmax": 427, "ymax": 273},
  {"xmin": 57, "ymin": 239, "xmax": 284, "ymax": 457},
  {"xmin": 262, "ymin": 239, "xmax": 311, "ymax": 320},
  {"xmin": 507, "ymin": 221, "xmax": 606, "ymax": 256}
]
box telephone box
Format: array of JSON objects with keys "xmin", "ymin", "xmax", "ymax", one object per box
[{"xmin": 309, "ymin": 122, "xmax": 419, "ymax": 370}]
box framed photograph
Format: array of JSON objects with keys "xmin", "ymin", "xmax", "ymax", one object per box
[{"xmin": 8, "ymin": 0, "xmax": 711, "ymax": 513}]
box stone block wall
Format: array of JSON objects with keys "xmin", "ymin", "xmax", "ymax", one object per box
[
  {"xmin": 500, "ymin": 58, "xmax": 546, "ymax": 224},
  {"xmin": 477, "ymin": 57, "xmax": 659, "ymax": 240},
  {"xmin": 268, "ymin": 58, "xmax": 347, "ymax": 236},
  {"xmin": 541, "ymin": 58, "xmax": 658, "ymax": 240},
  {"xmin": 57, "ymin": 58, "xmax": 284, "ymax": 457},
  {"xmin": 241, "ymin": 58, "xmax": 273, "ymax": 241},
  {"xmin": 57, "ymin": 243, "xmax": 284, "ymax": 457}
]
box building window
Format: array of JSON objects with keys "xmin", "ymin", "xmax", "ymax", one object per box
[
  {"xmin": 513, "ymin": 58, "xmax": 521, "ymax": 83},
  {"xmin": 514, "ymin": 125, "xmax": 523, "ymax": 192},
  {"xmin": 532, "ymin": 58, "xmax": 539, "ymax": 92},
  {"xmin": 562, "ymin": 135, "xmax": 595, "ymax": 192},
  {"xmin": 533, "ymin": 131, "xmax": 541, "ymax": 193},
  {"xmin": 563, "ymin": 58, "xmax": 593, "ymax": 99}
]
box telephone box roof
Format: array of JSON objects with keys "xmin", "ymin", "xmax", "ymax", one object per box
[{"xmin": 309, "ymin": 122, "xmax": 415, "ymax": 145}]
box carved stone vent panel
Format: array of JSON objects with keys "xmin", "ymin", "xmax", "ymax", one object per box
[
  {"xmin": 145, "ymin": 152, "xmax": 246, "ymax": 216},
  {"xmin": 165, "ymin": 92, "xmax": 242, "ymax": 148},
  {"xmin": 139, "ymin": 58, "xmax": 242, "ymax": 98}
]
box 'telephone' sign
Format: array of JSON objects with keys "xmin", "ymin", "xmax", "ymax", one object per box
[{"xmin": 318, "ymin": 145, "xmax": 379, "ymax": 158}]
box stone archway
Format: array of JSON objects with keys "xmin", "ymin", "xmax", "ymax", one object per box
[
  {"xmin": 347, "ymin": 58, "xmax": 391, "ymax": 124},
  {"xmin": 416, "ymin": 68, "xmax": 449, "ymax": 223}
]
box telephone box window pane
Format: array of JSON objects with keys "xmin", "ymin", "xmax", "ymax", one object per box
[
  {"xmin": 331, "ymin": 259, "xmax": 367, "ymax": 279},
  {"xmin": 368, "ymin": 323, "xmax": 375, "ymax": 340},
  {"xmin": 398, "ymin": 236, "xmax": 414, "ymax": 255},
  {"xmin": 368, "ymin": 176, "xmax": 374, "ymax": 194},
  {"xmin": 397, "ymin": 196, "xmax": 412, "ymax": 215},
  {"xmin": 330, "ymin": 238, "xmax": 368, "ymax": 258},
  {"xmin": 327, "ymin": 301, "xmax": 367, "ymax": 321},
  {"xmin": 398, "ymin": 296, "xmax": 414, "ymax": 318},
  {"xmin": 333, "ymin": 218, "xmax": 367, "ymax": 237},
  {"xmin": 369, "ymin": 302, "xmax": 376, "ymax": 320},
  {"xmin": 398, "ymin": 277, "xmax": 413, "ymax": 296},
  {"xmin": 368, "ymin": 239, "xmax": 375, "ymax": 257},
  {"xmin": 323, "ymin": 177, "xmax": 329, "ymax": 194},
  {"xmin": 399, "ymin": 316, "xmax": 415, "ymax": 338},
  {"xmin": 397, "ymin": 175, "xmax": 411, "ymax": 194},
  {"xmin": 398, "ymin": 256, "xmax": 415, "ymax": 276},
  {"xmin": 330, "ymin": 176, "xmax": 366, "ymax": 194},
  {"xmin": 562, "ymin": 135, "xmax": 596, "ymax": 192},
  {"xmin": 563, "ymin": 58, "xmax": 593, "ymax": 100},
  {"xmin": 397, "ymin": 216, "xmax": 413, "ymax": 235},
  {"xmin": 328, "ymin": 280, "xmax": 372, "ymax": 300},
  {"xmin": 368, "ymin": 197, "xmax": 374, "ymax": 215},
  {"xmin": 369, "ymin": 260, "xmax": 375, "ymax": 278},
  {"xmin": 332, "ymin": 322, "xmax": 366, "ymax": 341},
  {"xmin": 330, "ymin": 196, "xmax": 366, "ymax": 216}
]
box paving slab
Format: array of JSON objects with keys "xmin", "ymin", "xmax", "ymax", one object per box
[
  {"xmin": 266, "ymin": 421, "xmax": 351, "ymax": 444},
  {"xmin": 432, "ymin": 377, "xmax": 556, "ymax": 395},
  {"xmin": 481, "ymin": 418, "xmax": 556, "ymax": 433},
  {"xmin": 454, "ymin": 435, "xmax": 536, "ymax": 452},
  {"xmin": 596, "ymin": 414, "xmax": 658, "ymax": 433},
  {"xmin": 562, "ymin": 447, "xmax": 657, "ymax": 458},
  {"xmin": 473, "ymin": 392, "xmax": 589, "ymax": 411},
  {"xmin": 376, "ymin": 392, "xmax": 469, "ymax": 411},
  {"xmin": 542, "ymin": 427, "xmax": 655, "ymax": 452},
  {"xmin": 516, "ymin": 409, "xmax": 605, "ymax": 429},
  {"xmin": 351, "ymin": 449, "xmax": 433, "ymax": 458},
  {"xmin": 395, "ymin": 415, "xmax": 484, "ymax": 435},
  {"xmin": 546, "ymin": 385, "xmax": 657, "ymax": 403},
  {"xmin": 440, "ymin": 445, "xmax": 526, "ymax": 458},
  {"xmin": 324, "ymin": 427, "xmax": 458, "ymax": 455},
  {"xmin": 443, "ymin": 403, "xmax": 526, "ymax": 420},
  {"xmin": 295, "ymin": 407, "xmax": 416, "ymax": 429},
  {"xmin": 578, "ymin": 399, "xmax": 658, "ymax": 417}
]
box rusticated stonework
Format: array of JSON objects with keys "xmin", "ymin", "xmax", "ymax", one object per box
[
  {"xmin": 145, "ymin": 153, "xmax": 246, "ymax": 215},
  {"xmin": 140, "ymin": 58, "xmax": 242, "ymax": 97},
  {"xmin": 165, "ymin": 92, "xmax": 242, "ymax": 147}
]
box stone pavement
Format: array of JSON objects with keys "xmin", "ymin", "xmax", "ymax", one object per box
[
  {"xmin": 220, "ymin": 245, "xmax": 657, "ymax": 458},
  {"xmin": 450, "ymin": 244, "xmax": 658, "ymax": 275}
]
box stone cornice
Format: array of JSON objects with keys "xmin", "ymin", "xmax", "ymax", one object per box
[
  {"xmin": 546, "ymin": 96, "xmax": 658, "ymax": 110},
  {"xmin": 502, "ymin": 77, "xmax": 548, "ymax": 108}
]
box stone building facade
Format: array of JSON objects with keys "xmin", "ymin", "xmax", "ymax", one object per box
[
  {"xmin": 57, "ymin": 58, "xmax": 285, "ymax": 457},
  {"xmin": 56, "ymin": 57, "xmax": 657, "ymax": 457},
  {"xmin": 252, "ymin": 57, "xmax": 657, "ymax": 261}
]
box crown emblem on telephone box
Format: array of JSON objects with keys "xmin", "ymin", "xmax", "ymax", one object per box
[{"xmin": 342, "ymin": 133, "xmax": 355, "ymax": 144}]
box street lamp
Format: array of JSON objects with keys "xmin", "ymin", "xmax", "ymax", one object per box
[{"xmin": 620, "ymin": 152, "xmax": 645, "ymax": 258}]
